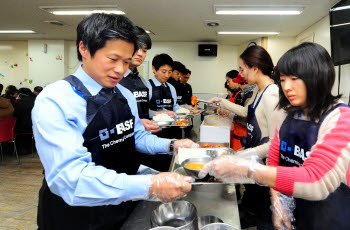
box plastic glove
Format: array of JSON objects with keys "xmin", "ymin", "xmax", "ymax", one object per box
[
  {"xmin": 141, "ymin": 119, "xmax": 161, "ymax": 133},
  {"xmin": 185, "ymin": 106, "xmax": 195, "ymax": 111},
  {"xmin": 208, "ymin": 97, "xmax": 222, "ymax": 105},
  {"xmin": 271, "ymin": 191, "xmax": 296, "ymax": 230},
  {"xmin": 198, "ymin": 155, "xmax": 262, "ymax": 184},
  {"xmin": 217, "ymin": 107, "xmax": 231, "ymax": 118},
  {"xmin": 148, "ymin": 172, "xmax": 193, "ymax": 202},
  {"xmin": 155, "ymin": 110, "xmax": 177, "ymax": 118},
  {"xmin": 174, "ymin": 139, "xmax": 199, "ymax": 154},
  {"xmin": 235, "ymin": 148, "xmax": 260, "ymax": 159}
]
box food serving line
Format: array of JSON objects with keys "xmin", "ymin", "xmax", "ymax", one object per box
[{"xmin": 121, "ymin": 99, "xmax": 241, "ymax": 230}]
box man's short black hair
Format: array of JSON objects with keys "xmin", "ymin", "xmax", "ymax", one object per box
[
  {"xmin": 152, "ymin": 53, "xmax": 173, "ymax": 71},
  {"xmin": 183, "ymin": 68, "xmax": 191, "ymax": 75},
  {"xmin": 135, "ymin": 26, "xmax": 152, "ymax": 50},
  {"xmin": 76, "ymin": 13, "xmax": 139, "ymax": 61},
  {"xmin": 34, "ymin": 86, "xmax": 43, "ymax": 92},
  {"xmin": 18, "ymin": 87, "xmax": 33, "ymax": 97},
  {"xmin": 226, "ymin": 70, "xmax": 239, "ymax": 79},
  {"xmin": 172, "ymin": 61, "xmax": 186, "ymax": 74}
]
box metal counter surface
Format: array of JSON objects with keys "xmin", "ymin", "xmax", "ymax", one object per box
[{"xmin": 121, "ymin": 184, "xmax": 240, "ymax": 230}]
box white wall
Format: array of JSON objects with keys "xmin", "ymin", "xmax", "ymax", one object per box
[
  {"xmin": 296, "ymin": 15, "xmax": 350, "ymax": 104},
  {"xmin": 0, "ymin": 41, "xmax": 28, "ymax": 90},
  {"xmin": 28, "ymin": 40, "xmax": 65, "ymax": 88},
  {"xmin": 146, "ymin": 42, "xmax": 239, "ymax": 95},
  {"xmin": 267, "ymin": 37, "xmax": 296, "ymax": 65}
]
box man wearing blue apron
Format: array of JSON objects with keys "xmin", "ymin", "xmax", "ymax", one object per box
[
  {"xmin": 33, "ymin": 14, "xmax": 194, "ymax": 230},
  {"xmin": 278, "ymin": 104, "xmax": 350, "ymax": 229}
]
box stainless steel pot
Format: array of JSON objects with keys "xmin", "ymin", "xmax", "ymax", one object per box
[
  {"xmin": 151, "ymin": 200, "xmax": 198, "ymax": 230},
  {"xmin": 200, "ymin": 223, "xmax": 237, "ymax": 230},
  {"xmin": 197, "ymin": 216, "xmax": 223, "ymax": 229},
  {"xmin": 149, "ymin": 227, "xmax": 177, "ymax": 230}
]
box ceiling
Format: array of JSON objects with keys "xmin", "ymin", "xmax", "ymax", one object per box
[{"xmin": 0, "ymin": 0, "xmax": 339, "ymax": 45}]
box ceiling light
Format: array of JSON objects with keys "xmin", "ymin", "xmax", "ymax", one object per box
[
  {"xmin": 331, "ymin": 5, "xmax": 350, "ymax": 12},
  {"xmin": 40, "ymin": 6, "xmax": 125, "ymax": 16},
  {"xmin": 0, "ymin": 30, "xmax": 36, "ymax": 34},
  {"xmin": 217, "ymin": 31, "xmax": 279, "ymax": 35},
  {"xmin": 215, "ymin": 6, "xmax": 303, "ymax": 15}
]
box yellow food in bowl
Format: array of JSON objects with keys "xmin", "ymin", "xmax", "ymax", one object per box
[{"xmin": 184, "ymin": 162, "xmax": 205, "ymax": 170}]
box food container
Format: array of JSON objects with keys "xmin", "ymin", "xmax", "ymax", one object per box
[
  {"xmin": 197, "ymin": 216, "xmax": 223, "ymax": 229},
  {"xmin": 149, "ymin": 227, "xmax": 177, "ymax": 230},
  {"xmin": 151, "ymin": 201, "xmax": 198, "ymax": 230},
  {"xmin": 181, "ymin": 157, "xmax": 212, "ymax": 179},
  {"xmin": 200, "ymin": 223, "xmax": 237, "ymax": 230},
  {"xmin": 200, "ymin": 116, "xmax": 232, "ymax": 144}
]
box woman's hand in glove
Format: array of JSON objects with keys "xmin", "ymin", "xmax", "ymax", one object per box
[
  {"xmin": 148, "ymin": 172, "xmax": 192, "ymax": 202},
  {"xmin": 271, "ymin": 190, "xmax": 294, "ymax": 230}
]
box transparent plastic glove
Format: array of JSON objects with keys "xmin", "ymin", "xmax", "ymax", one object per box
[
  {"xmin": 148, "ymin": 172, "xmax": 193, "ymax": 202},
  {"xmin": 155, "ymin": 110, "xmax": 177, "ymax": 118},
  {"xmin": 174, "ymin": 139, "xmax": 199, "ymax": 154},
  {"xmin": 185, "ymin": 106, "xmax": 195, "ymax": 111},
  {"xmin": 217, "ymin": 107, "xmax": 232, "ymax": 118},
  {"xmin": 235, "ymin": 148, "xmax": 260, "ymax": 159},
  {"xmin": 208, "ymin": 97, "xmax": 222, "ymax": 105},
  {"xmin": 141, "ymin": 119, "xmax": 161, "ymax": 133},
  {"xmin": 271, "ymin": 192, "xmax": 296, "ymax": 230},
  {"xmin": 198, "ymin": 155, "xmax": 263, "ymax": 184}
]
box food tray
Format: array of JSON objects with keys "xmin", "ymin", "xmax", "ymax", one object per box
[
  {"xmin": 153, "ymin": 117, "xmax": 192, "ymax": 128},
  {"xmin": 176, "ymin": 109, "xmax": 204, "ymax": 116}
]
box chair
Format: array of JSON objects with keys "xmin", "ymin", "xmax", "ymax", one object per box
[{"xmin": 0, "ymin": 117, "xmax": 20, "ymax": 164}]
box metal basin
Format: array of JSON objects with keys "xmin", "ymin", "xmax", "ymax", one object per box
[
  {"xmin": 149, "ymin": 227, "xmax": 177, "ymax": 230},
  {"xmin": 181, "ymin": 157, "xmax": 211, "ymax": 179},
  {"xmin": 200, "ymin": 223, "xmax": 237, "ymax": 230},
  {"xmin": 151, "ymin": 201, "xmax": 198, "ymax": 230},
  {"xmin": 197, "ymin": 216, "xmax": 223, "ymax": 229}
]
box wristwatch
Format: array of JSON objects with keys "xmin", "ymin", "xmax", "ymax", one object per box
[{"xmin": 169, "ymin": 139, "xmax": 176, "ymax": 152}]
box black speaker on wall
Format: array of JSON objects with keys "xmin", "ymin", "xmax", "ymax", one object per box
[{"xmin": 198, "ymin": 44, "xmax": 217, "ymax": 57}]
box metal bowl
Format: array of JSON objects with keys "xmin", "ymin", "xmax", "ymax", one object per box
[
  {"xmin": 149, "ymin": 227, "xmax": 177, "ymax": 230},
  {"xmin": 200, "ymin": 223, "xmax": 238, "ymax": 230},
  {"xmin": 151, "ymin": 201, "xmax": 198, "ymax": 230},
  {"xmin": 198, "ymin": 216, "xmax": 223, "ymax": 229},
  {"xmin": 181, "ymin": 157, "xmax": 211, "ymax": 179},
  {"xmin": 153, "ymin": 120, "xmax": 174, "ymax": 127}
]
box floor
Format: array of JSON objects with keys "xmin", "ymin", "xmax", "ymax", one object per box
[{"xmin": 0, "ymin": 150, "xmax": 43, "ymax": 230}]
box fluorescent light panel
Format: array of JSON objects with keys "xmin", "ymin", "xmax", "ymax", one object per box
[
  {"xmin": 0, "ymin": 30, "xmax": 36, "ymax": 34},
  {"xmin": 52, "ymin": 10, "xmax": 125, "ymax": 15},
  {"xmin": 331, "ymin": 5, "xmax": 350, "ymax": 12},
  {"xmin": 218, "ymin": 31, "xmax": 279, "ymax": 35},
  {"xmin": 215, "ymin": 6, "xmax": 303, "ymax": 15}
]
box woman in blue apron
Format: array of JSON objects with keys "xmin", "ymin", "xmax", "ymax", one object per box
[
  {"xmin": 209, "ymin": 45, "xmax": 279, "ymax": 229},
  {"xmin": 201, "ymin": 42, "xmax": 350, "ymax": 230}
]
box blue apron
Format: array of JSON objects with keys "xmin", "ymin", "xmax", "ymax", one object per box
[
  {"xmin": 149, "ymin": 80, "xmax": 174, "ymax": 111},
  {"xmin": 119, "ymin": 69, "xmax": 150, "ymax": 119},
  {"xmin": 37, "ymin": 75, "xmax": 140, "ymax": 230},
  {"xmin": 278, "ymin": 103, "xmax": 350, "ymax": 230},
  {"xmin": 241, "ymin": 84, "xmax": 272, "ymax": 148}
]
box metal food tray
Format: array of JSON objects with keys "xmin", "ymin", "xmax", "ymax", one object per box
[
  {"xmin": 169, "ymin": 147, "xmax": 235, "ymax": 185},
  {"xmin": 153, "ymin": 117, "xmax": 192, "ymax": 128},
  {"xmin": 176, "ymin": 109, "xmax": 204, "ymax": 116}
]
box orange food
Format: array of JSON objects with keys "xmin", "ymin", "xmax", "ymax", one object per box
[
  {"xmin": 176, "ymin": 120, "xmax": 189, "ymax": 126},
  {"xmin": 200, "ymin": 144, "xmax": 222, "ymax": 148},
  {"xmin": 191, "ymin": 96, "xmax": 198, "ymax": 110},
  {"xmin": 190, "ymin": 111, "xmax": 200, "ymax": 115},
  {"xmin": 184, "ymin": 162, "xmax": 205, "ymax": 170}
]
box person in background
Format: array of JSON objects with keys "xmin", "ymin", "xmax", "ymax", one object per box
[
  {"xmin": 13, "ymin": 87, "xmax": 35, "ymax": 155},
  {"xmin": 177, "ymin": 68, "xmax": 192, "ymax": 105},
  {"xmin": 225, "ymin": 70, "xmax": 241, "ymax": 103},
  {"xmin": 224, "ymin": 82, "xmax": 233, "ymax": 100},
  {"xmin": 0, "ymin": 96, "xmax": 14, "ymax": 118},
  {"xmin": 119, "ymin": 26, "xmax": 160, "ymax": 134},
  {"xmin": 33, "ymin": 86, "xmax": 43, "ymax": 96},
  {"xmin": 33, "ymin": 13, "xmax": 197, "ymax": 230},
  {"xmin": 209, "ymin": 45, "xmax": 282, "ymax": 229},
  {"xmin": 0, "ymin": 83, "xmax": 3, "ymax": 95},
  {"xmin": 2, "ymin": 85, "xmax": 18, "ymax": 106},
  {"xmin": 167, "ymin": 61, "xmax": 185, "ymax": 89},
  {"xmin": 200, "ymin": 42, "xmax": 350, "ymax": 230}
]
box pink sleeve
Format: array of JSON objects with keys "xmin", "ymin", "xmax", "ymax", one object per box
[
  {"xmin": 274, "ymin": 107, "xmax": 350, "ymax": 199},
  {"xmin": 267, "ymin": 127, "xmax": 280, "ymax": 166}
]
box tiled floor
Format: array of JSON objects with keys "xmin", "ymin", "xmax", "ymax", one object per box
[{"xmin": 0, "ymin": 152, "xmax": 43, "ymax": 230}]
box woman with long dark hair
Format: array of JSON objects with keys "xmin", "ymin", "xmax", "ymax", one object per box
[
  {"xmin": 201, "ymin": 42, "xmax": 350, "ymax": 229},
  {"xmin": 209, "ymin": 45, "xmax": 282, "ymax": 229}
]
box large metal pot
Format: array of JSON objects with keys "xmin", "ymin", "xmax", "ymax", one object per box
[
  {"xmin": 151, "ymin": 200, "xmax": 198, "ymax": 230},
  {"xmin": 200, "ymin": 223, "xmax": 237, "ymax": 230}
]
